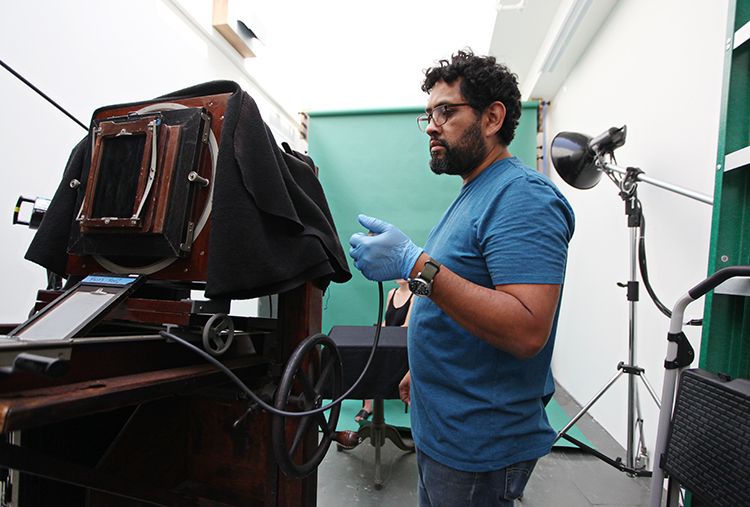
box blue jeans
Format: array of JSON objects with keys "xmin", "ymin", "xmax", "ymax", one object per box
[{"xmin": 417, "ymin": 448, "xmax": 537, "ymax": 507}]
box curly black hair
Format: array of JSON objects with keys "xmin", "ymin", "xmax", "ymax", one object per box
[{"xmin": 422, "ymin": 49, "xmax": 522, "ymax": 146}]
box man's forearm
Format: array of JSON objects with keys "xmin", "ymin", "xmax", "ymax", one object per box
[{"xmin": 410, "ymin": 253, "xmax": 561, "ymax": 359}]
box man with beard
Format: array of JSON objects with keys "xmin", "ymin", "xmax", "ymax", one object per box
[{"xmin": 348, "ymin": 49, "xmax": 575, "ymax": 507}]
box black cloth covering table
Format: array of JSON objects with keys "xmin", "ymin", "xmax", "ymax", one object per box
[
  {"xmin": 325, "ymin": 325, "xmax": 409, "ymax": 400},
  {"xmin": 324, "ymin": 325, "xmax": 414, "ymax": 490}
]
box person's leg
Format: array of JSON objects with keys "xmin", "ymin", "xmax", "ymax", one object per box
[
  {"xmin": 491, "ymin": 458, "xmax": 537, "ymax": 505},
  {"xmin": 417, "ymin": 448, "xmax": 537, "ymax": 507}
]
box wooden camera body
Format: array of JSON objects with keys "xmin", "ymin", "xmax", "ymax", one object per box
[
  {"xmin": 0, "ymin": 87, "xmax": 325, "ymax": 507},
  {"xmin": 66, "ymin": 93, "xmax": 231, "ymax": 282}
]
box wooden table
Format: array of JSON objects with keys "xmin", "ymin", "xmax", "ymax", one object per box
[{"xmin": 0, "ymin": 283, "xmax": 323, "ymax": 507}]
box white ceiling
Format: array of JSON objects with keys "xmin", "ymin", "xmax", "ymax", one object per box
[
  {"xmin": 239, "ymin": 0, "xmax": 499, "ymax": 114},
  {"xmin": 489, "ymin": 0, "xmax": 621, "ymax": 101},
  {"xmin": 206, "ymin": 0, "xmax": 621, "ymax": 115}
]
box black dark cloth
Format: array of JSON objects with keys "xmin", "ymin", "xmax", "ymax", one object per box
[
  {"xmin": 24, "ymin": 80, "xmax": 351, "ymax": 299},
  {"xmin": 25, "ymin": 137, "xmax": 88, "ymax": 277},
  {"xmin": 323, "ymin": 325, "xmax": 408, "ymax": 400}
]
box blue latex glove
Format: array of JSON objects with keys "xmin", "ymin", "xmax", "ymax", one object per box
[{"xmin": 349, "ymin": 214, "xmax": 423, "ymax": 282}]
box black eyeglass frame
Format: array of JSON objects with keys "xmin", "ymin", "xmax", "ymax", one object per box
[{"xmin": 416, "ymin": 103, "xmax": 476, "ymax": 132}]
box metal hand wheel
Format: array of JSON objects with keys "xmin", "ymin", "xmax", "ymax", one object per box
[
  {"xmin": 272, "ymin": 333, "xmax": 343, "ymax": 479},
  {"xmin": 202, "ymin": 313, "xmax": 234, "ymax": 356}
]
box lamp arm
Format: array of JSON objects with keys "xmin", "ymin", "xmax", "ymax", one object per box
[{"xmin": 604, "ymin": 163, "xmax": 713, "ymax": 205}]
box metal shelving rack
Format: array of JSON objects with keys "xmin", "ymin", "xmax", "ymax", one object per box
[{"xmin": 701, "ymin": 0, "xmax": 750, "ymax": 381}]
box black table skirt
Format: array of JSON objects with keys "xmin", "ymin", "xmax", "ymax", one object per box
[{"xmin": 322, "ymin": 325, "xmax": 408, "ymax": 400}]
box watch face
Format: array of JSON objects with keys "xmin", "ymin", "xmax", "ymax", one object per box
[{"xmin": 409, "ymin": 278, "xmax": 431, "ymax": 297}]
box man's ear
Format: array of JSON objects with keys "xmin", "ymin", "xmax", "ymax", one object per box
[{"xmin": 484, "ymin": 101, "xmax": 506, "ymax": 138}]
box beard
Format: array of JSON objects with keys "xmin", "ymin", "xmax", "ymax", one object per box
[{"xmin": 429, "ymin": 120, "xmax": 487, "ymax": 177}]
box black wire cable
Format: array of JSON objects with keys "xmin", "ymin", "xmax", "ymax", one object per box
[
  {"xmin": 600, "ymin": 156, "xmax": 703, "ymax": 327},
  {"xmin": 159, "ymin": 281, "xmax": 386, "ymax": 417},
  {"xmin": 638, "ymin": 209, "xmax": 702, "ymax": 326},
  {"xmin": 0, "ymin": 58, "xmax": 88, "ymax": 131}
]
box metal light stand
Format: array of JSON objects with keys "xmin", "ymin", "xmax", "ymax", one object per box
[{"xmin": 554, "ymin": 159, "xmax": 713, "ymax": 476}]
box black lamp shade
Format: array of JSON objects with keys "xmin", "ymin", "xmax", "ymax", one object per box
[{"xmin": 550, "ymin": 131, "xmax": 602, "ymax": 189}]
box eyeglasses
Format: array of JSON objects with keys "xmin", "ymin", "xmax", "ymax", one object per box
[{"xmin": 416, "ymin": 103, "xmax": 474, "ymax": 132}]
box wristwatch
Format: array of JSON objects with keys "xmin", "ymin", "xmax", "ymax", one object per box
[{"xmin": 408, "ymin": 258, "xmax": 441, "ymax": 297}]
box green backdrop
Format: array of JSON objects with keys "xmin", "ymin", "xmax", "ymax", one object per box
[{"xmin": 308, "ymin": 102, "xmax": 539, "ymax": 333}]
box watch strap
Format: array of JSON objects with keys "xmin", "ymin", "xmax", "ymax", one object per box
[{"xmin": 420, "ymin": 258, "xmax": 441, "ymax": 282}]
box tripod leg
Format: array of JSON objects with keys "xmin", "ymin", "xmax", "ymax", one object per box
[
  {"xmin": 373, "ymin": 399, "xmax": 384, "ymax": 490},
  {"xmin": 633, "ymin": 385, "xmax": 649, "ymax": 471},
  {"xmin": 383, "ymin": 425, "xmax": 415, "ymax": 452},
  {"xmin": 555, "ymin": 369, "xmax": 624, "ymax": 443},
  {"xmin": 637, "ymin": 371, "xmax": 661, "ymax": 408}
]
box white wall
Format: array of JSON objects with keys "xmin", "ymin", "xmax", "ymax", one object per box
[
  {"xmin": 547, "ymin": 0, "xmax": 729, "ymax": 466},
  {"xmin": 0, "ymin": 0, "xmax": 304, "ymax": 323}
]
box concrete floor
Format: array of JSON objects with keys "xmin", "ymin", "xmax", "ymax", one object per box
[{"xmin": 317, "ymin": 384, "xmax": 653, "ymax": 507}]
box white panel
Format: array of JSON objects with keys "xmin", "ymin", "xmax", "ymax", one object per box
[{"xmin": 544, "ymin": 0, "xmax": 729, "ymax": 462}]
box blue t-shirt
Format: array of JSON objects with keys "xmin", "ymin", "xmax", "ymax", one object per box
[{"xmin": 408, "ymin": 157, "xmax": 575, "ymax": 472}]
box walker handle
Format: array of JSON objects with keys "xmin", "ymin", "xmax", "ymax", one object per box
[{"xmin": 688, "ymin": 266, "xmax": 750, "ymax": 300}]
